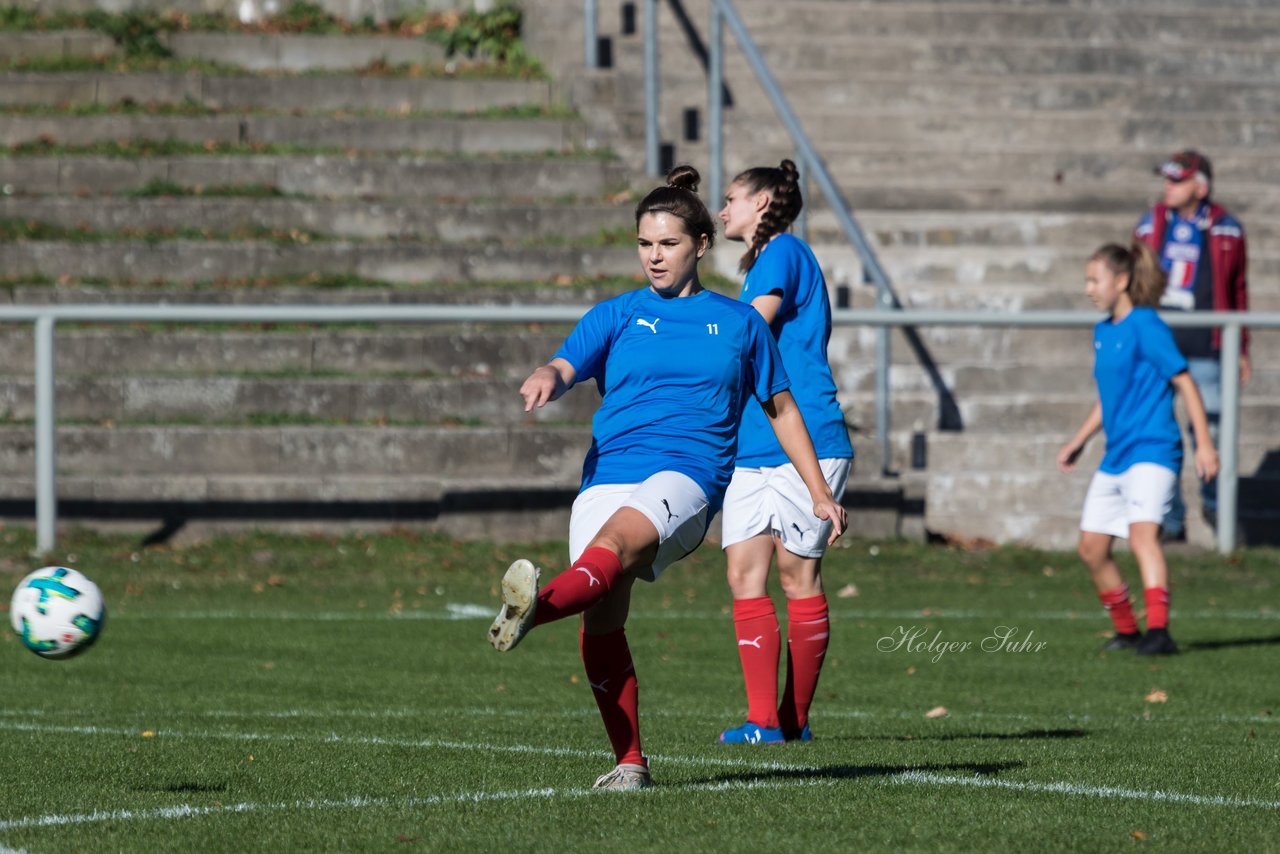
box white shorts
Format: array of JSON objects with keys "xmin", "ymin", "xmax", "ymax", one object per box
[
  {"xmin": 1079, "ymin": 463, "xmax": 1179, "ymax": 539},
  {"xmin": 569, "ymin": 470, "xmax": 710, "ymax": 582},
  {"xmin": 720, "ymin": 457, "xmax": 852, "ymax": 558}
]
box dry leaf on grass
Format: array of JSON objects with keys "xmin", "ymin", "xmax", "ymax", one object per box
[
  {"xmin": 1145, "ymin": 689, "xmax": 1169, "ymax": 704},
  {"xmin": 1130, "ymin": 831, "xmax": 1148, "ymax": 840},
  {"xmin": 924, "ymin": 706, "xmax": 949, "ymax": 719},
  {"xmin": 836, "ymin": 583, "xmax": 859, "ymax": 599}
]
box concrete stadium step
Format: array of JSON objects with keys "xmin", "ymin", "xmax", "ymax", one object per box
[
  {"xmin": 0, "ymin": 113, "xmax": 586, "ymax": 154},
  {"xmin": 0, "ymin": 197, "xmax": 635, "ymax": 241},
  {"xmin": 923, "ymin": 436, "xmax": 1280, "ymax": 549},
  {"xmin": 762, "ymin": 70, "xmax": 1280, "ymax": 115},
  {"xmin": 826, "ymin": 245, "xmax": 1280, "ymax": 289},
  {"xmin": 729, "ymin": 36, "xmax": 1280, "ymax": 80},
  {"xmin": 732, "ymin": 1, "xmax": 1280, "ymax": 42},
  {"xmin": 0, "ymin": 328, "xmax": 571, "ymax": 378},
  {"xmin": 0, "ymin": 154, "xmax": 630, "ymax": 199},
  {"xmin": 0, "ymin": 424, "xmax": 589, "ymax": 479},
  {"xmin": 0, "ymin": 30, "xmax": 448, "ymax": 71},
  {"xmin": 0, "ymin": 240, "xmax": 637, "ymax": 284},
  {"xmin": 0, "ymin": 72, "xmax": 553, "ymax": 112},
  {"xmin": 0, "ymin": 279, "xmax": 640, "ymax": 305},
  {"xmin": 0, "ymin": 375, "xmax": 600, "ymax": 426},
  {"xmin": 749, "ymin": 111, "xmax": 1280, "ymax": 156},
  {"xmin": 843, "ymin": 362, "xmax": 1280, "ymax": 403},
  {"xmin": 0, "ymin": 471, "xmax": 587, "ymax": 541},
  {"xmin": 839, "ymin": 392, "xmax": 1280, "ymax": 437},
  {"xmin": 808, "ymin": 211, "xmax": 1280, "ymax": 251}
]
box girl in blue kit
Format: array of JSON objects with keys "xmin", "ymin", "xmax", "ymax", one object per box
[
  {"xmin": 1057, "ymin": 241, "xmax": 1218, "ymax": 656},
  {"xmin": 487, "ymin": 165, "xmax": 847, "ymax": 790},
  {"xmin": 715, "ymin": 159, "xmax": 853, "ymax": 745}
]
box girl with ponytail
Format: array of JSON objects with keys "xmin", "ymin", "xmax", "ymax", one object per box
[
  {"xmin": 1056, "ymin": 240, "xmax": 1219, "ymax": 656},
  {"xmin": 715, "ymin": 160, "xmax": 854, "ymax": 744},
  {"xmin": 487, "ymin": 165, "xmax": 846, "ymax": 789}
]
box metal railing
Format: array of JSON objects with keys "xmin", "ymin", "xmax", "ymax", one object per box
[
  {"xmin": 585, "ymin": 0, "xmax": 963, "ymax": 472},
  {"xmin": 1, "ymin": 305, "xmax": 1269, "ymax": 556}
]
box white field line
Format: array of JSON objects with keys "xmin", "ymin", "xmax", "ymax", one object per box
[
  {"xmin": 0, "ymin": 777, "xmax": 844, "ymax": 833},
  {"xmin": 116, "ymin": 606, "xmax": 1280, "ymax": 622},
  {"xmin": 3, "ymin": 705, "xmax": 1277, "ymax": 727},
  {"xmin": 2, "ymin": 757, "xmax": 1277, "ymax": 836},
  {"xmin": 894, "ymin": 771, "xmax": 1280, "ymax": 810},
  {"xmin": 0, "ymin": 721, "xmax": 804, "ymax": 773}
]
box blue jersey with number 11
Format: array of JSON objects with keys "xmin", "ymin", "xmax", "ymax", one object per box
[{"xmin": 554, "ymin": 288, "xmax": 790, "ymax": 513}]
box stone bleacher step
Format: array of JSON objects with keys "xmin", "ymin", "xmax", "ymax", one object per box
[
  {"xmin": 923, "ymin": 435, "xmax": 1280, "ymax": 549},
  {"xmin": 0, "ymin": 154, "xmax": 630, "ymax": 199},
  {"xmin": 0, "ymin": 113, "xmax": 587, "ymax": 155},
  {"xmin": 0, "ymin": 30, "xmax": 449, "ymax": 72},
  {"xmin": 842, "ymin": 393, "xmax": 1280, "ymax": 436},
  {"xmin": 0, "ymin": 197, "xmax": 635, "ymax": 242},
  {"xmin": 807, "ymin": 211, "xmax": 1280, "ymax": 251},
  {"xmin": 0, "ymin": 239, "xmax": 637, "ymax": 284},
  {"xmin": 763, "ymin": 70, "xmax": 1280, "ymax": 115},
  {"xmin": 732, "ymin": 1, "xmax": 1280, "ymax": 42},
  {"xmin": 702, "ymin": 36, "xmax": 1280, "ymax": 80},
  {"xmin": 0, "ymin": 328, "xmax": 572, "ymax": 377},
  {"xmin": 0, "ymin": 375, "xmax": 601, "ymax": 426},
  {"xmin": 0, "ymin": 72, "xmax": 552, "ymax": 113}
]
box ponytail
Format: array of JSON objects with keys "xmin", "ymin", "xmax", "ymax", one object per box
[
  {"xmin": 732, "ymin": 158, "xmax": 804, "ymax": 273},
  {"xmin": 1090, "ymin": 240, "xmax": 1167, "ymax": 307}
]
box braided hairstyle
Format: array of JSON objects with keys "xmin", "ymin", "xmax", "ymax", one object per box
[
  {"xmin": 733, "ymin": 158, "xmax": 803, "ymax": 272},
  {"xmin": 634, "ymin": 164, "xmax": 717, "ymax": 249}
]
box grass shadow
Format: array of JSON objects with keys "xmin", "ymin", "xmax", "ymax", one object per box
[
  {"xmin": 1182, "ymin": 634, "xmax": 1280, "ymax": 652},
  {"xmin": 700, "ymin": 759, "xmax": 1024, "ymax": 787}
]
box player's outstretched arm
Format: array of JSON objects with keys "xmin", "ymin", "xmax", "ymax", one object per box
[
  {"xmin": 1056, "ymin": 400, "xmax": 1103, "ymax": 473},
  {"xmin": 520, "ymin": 358, "xmax": 577, "ymax": 412},
  {"xmin": 762, "ymin": 389, "xmax": 847, "ymax": 544},
  {"xmin": 1172, "ymin": 372, "xmax": 1220, "ymax": 482}
]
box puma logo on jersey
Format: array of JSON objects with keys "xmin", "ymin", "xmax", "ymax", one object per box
[
  {"xmin": 635, "ymin": 317, "xmax": 660, "ymax": 333},
  {"xmin": 662, "ymin": 499, "xmax": 678, "ymax": 522},
  {"xmin": 574, "ymin": 566, "xmax": 601, "ymax": 587},
  {"xmin": 738, "ymin": 636, "xmax": 764, "ymax": 649}
]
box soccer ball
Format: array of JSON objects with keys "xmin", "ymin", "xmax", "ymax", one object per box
[{"xmin": 9, "ymin": 566, "xmax": 105, "ymax": 659}]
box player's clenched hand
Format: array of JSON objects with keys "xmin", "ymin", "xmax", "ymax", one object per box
[
  {"xmin": 1195, "ymin": 444, "xmax": 1220, "ymax": 483},
  {"xmin": 814, "ymin": 499, "xmax": 847, "ymax": 545},
  {"xmin": 520, "ymin": 365, "xmax": 562, "ymax": 412},
  {"xmin": 1056, "ymin": 441, "xmax": 1083, "ymax": 473}
]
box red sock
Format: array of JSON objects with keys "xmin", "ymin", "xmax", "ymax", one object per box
[
  {"xmin": 534, "ymin": 547, "xmax": 624, "ymax": 627},
  {"xmin": 1144, "ymin": 587, "xmax": 1170, "ymax": 630},
  {"xmin": 733, "ymin": 597, "xmax": 780, "ymax": 729},
  {"xmin": 581, "ymin": 628, "xmax": 644, "ymax": 766},
  {"xmin": 779, "ymin": 594, "xmax": 829, "ymax": 735},
  {"xmin": 1098, "ymin": 584, "xmax": 1139, "ymax": 635}
]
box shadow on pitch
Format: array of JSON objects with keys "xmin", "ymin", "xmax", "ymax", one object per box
[
  {"xmin": 700, "ymin": 759, "xmax": 1024, "ymax": 787},
  {"xmin": 130, "ymin": 780, "xmax": 230, "ymax": 794},
  {"xmin": 1182, "ymin": 634, "xmax": 1280, "ymax": 652},
  {"xmin": 888, "ymin": 727, "xmax": 1087, "ymax": 743}
]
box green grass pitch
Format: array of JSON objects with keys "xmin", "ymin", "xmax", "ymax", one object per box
[{"xmin": 1, "ymin": 529, "xmax": 1278, "ymax": 851}]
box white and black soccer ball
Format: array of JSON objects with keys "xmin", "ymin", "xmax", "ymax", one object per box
[{"xmin": 9, "ymin": 566, "xmax": 105, "ymax": 659}]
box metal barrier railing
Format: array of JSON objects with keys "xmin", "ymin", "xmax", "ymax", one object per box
[
  {"xmin": 585, "ymin": 0, "xmax": 963, "ymax": 474},
  {"xmin": 1, "ymin": 305, "xmax": 1268, "ymax": 556}
]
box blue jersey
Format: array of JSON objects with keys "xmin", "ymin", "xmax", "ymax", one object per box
[
  {"xmin": 1093, "ymin": 307, "xmax": 1188, "ymax": 475},
  {"xmin": 554, "ymin": 287, "xmax": 791, "ymax": 513},
  {"xmin": 734, "ymin": 234, "xmax": 852, "ymax": 466}
]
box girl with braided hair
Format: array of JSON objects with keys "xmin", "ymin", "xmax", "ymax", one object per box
[
  {"xmin": 715, "ymin": 159, "xmax": 854, "ymax": 744},
  {"xmin": 488, "ymin": 165, "xmax": 846, "ymax": 789}
]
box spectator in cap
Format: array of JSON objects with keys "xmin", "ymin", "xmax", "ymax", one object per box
[{"xmin": 1134, "ymin": 149, "xmax": 1249, "ymax": 534}]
